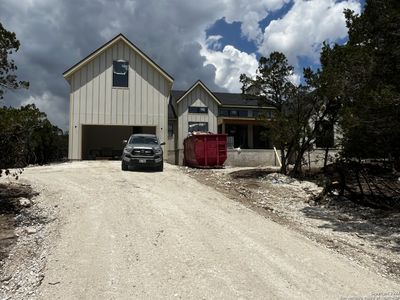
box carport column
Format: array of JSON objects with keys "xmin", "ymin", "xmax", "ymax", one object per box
[
  {"xmin": 78, "ymin": 124, "xmax": 83, "ymax": 160},
  {"xmin": 158, "ymin": 125, "xmax": 168, "ymax": 160},
  {"xmin": 248, "ymin": 124, "xmax": 254, "ymax": 148},
  {"xmin": 68, "ymin": 119, "xmax": 73, "ymax": 160},
  {"xmin": 71, "ymin": 122, "xmax": 81, "ymax": 160},
  {"xmin": 221, "ymin": 123, "xmax": 226, "ymax": 134}
]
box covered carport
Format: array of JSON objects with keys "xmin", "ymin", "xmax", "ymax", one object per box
[{"xmin": 81, "ymin": 125, "xmax": 156, "ymax": 159}]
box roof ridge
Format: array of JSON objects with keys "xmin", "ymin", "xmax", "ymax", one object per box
[{"xmin": 63, "ymin": 33, "xmax": 174, "ymax": 82}]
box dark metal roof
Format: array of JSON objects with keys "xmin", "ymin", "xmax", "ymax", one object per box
[
  {"xmin": 171, "ymin": 90, "xmax": 186, "ymax": 103},
  {"xmin": 171, "ymin": 89, "xmax": 273, "ymax": 108},
  {"xmin": 213, "ymin": 92, "xmax": 259, "ymax": 107}
]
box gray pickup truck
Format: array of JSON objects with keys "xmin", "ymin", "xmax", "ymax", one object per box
[{"xmin": 121, "ymin": 134, "xmax": 165, "ymax": 171}]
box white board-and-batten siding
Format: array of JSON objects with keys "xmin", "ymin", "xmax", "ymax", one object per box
[
  {"xmin": 68, "ymin": 40, "xmax": 171, "ymax": 160},
  {"xmin": 177, "ymin": 85, "xmax": 218, "ymax": 149}
]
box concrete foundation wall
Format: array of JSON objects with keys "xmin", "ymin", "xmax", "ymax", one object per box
[
  {"xmin": 225, "ymin": 149, "xmax": 339, "ymax": 168},
  {"xmin": 225, "ymin": 149, "xmax": 278, "ymax": 167},
  {"xmin": 172, "ymin": 147, "xmax": 338, "ymax": 168}
]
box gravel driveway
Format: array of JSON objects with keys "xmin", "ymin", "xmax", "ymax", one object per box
[{"xmin": 9, "ymin": 161, "xmax": 400, "ymax": 299}]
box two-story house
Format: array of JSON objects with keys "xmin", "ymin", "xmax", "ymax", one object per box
[
  {"xmin": 168, "ymin": 80, "xmax": 276, "ymax": 164},
  {"xmin": 63, "ymin": 34, "xmax": 173, "ymax": 161},
  {"xmin": 64, "ymin": 34, "xmax": 334, "ymax": 166},
  {"xmin": 64, "ymin": 34, "xmax": 277, "ymax": 164}
]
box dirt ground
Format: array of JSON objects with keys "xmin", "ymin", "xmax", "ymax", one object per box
[
  {"xmin": 0, "ymin": 183, "xmax": 39, "ymax": 261},
  {"xmin": 183, "ymin": 166, "xmax": 400, "ymax": 282},
  {"xmin": 1, "ymin": 161, "xmax": 399, "ymax": 299}
]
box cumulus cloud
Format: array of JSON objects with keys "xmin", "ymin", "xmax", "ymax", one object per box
[
  {"xmin": 200, "ymin": 36, "xmax": 259, "ymax": 92},
  {"xmin": 0, "ymin": 0, "xmax": 225, "ymax": 129},
  {"xmin": 259, "ymin": 0, "xmax": 361, "ymax": 66},
  {"xmin": 0, "ymin": 0, "xmax": 362, "ymax": 129},
  {"xmin": 222, "ymin": 0, "xmax": 291, "ymax": 43}
]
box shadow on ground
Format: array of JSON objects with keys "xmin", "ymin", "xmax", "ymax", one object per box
[{"xmin": 300, "ymin": 196, "xmax": 400, "ymax": 252}]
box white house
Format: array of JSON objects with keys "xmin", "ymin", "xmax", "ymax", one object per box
[
  {"xmin": 63, "ymin": 34, "xmax": 173, "ymax": 160},
  {"xmin": 64, "ymin": 34, "xmax": 334, "ymax": 166}
]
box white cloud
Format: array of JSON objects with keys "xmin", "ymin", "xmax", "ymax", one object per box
[
  {"xmin": 205, "ymin": 35, "xmax": 224, "ymax": 51},
  {"xmin": 0, "ymin": 0, "xmax": 362, "ymax": 129},
  {"xmin": 259, "ymin": 0, "xmax": 361, "ymax": 66},
  {"xmin": 288, "ymin": 73, "xmax": 301, "ymax": 85},
  {"xmin": 200, "ymin": 36, "xmax": 259, "ymax": 92},
  {"xmin": 222, "ymin": 0, "xmax": 291, "ymax": 43}
]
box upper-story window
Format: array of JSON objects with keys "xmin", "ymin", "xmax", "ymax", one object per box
[
  {"xmin": 219, "ymin": 108, "xmax": 248, "ymax": 117},
  {"xmin": 188, "ymin": 106, "xmax": 208, "ymax": 114},
  {"xmin": 113, "ymin": 60, "xmax": 129, "ymax": 87}
]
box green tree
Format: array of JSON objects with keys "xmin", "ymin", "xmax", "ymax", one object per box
[
  {"xmin": 240, "ymin": 52, "xmax": 296, "ymax": 174},
  {"xmin": 240, "ymin": 52, "xmax": 340, "ymax": 176},
  {"xmin": 0, "ymin": 23, "xmax": 30, "ymax": 178},
  {"xmin": 305, "ymin": 0, "xmax": 400, "ymax": 203},
  {"xmin": 0, "ymin": 22, "xmax": 29, "ymax": 99},
  {"xmin": 0, "ymin": 104, "xmax": 68, "ymax": 173},
  {"xmin": 338, "ymin": 0, "xmax": 400, "ymax": 167}
]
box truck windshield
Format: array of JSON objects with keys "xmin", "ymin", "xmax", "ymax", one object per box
[{"xmin": 129, "ymin": 136, "xmax": 158, "ymax": 145}]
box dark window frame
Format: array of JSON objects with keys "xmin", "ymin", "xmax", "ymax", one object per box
[
  {"xmin": 219, "ymin": 108, "xmax": 229, "ymax": 116},
  {"xmin": 113, "ymin": 60, "xmax": 129, "ymax": 88},
  {"xmin": 218, "ymin": 108, "xmax": 249, "ymax": 118},
  {"xmin": 188, "ymin": 106, "xmax": 208, "ymax": 114}
]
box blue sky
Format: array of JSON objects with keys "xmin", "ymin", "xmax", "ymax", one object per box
[
  {"xmin": 0, "ymin": 0, "xmax": 363, "ymax": 129},
  {"xmin": 205, "ymin": 0, "xmax": 363, "ymax": 83},
  {"xmin": 206, "ymin": 2, "xmax": 295, "ymax": 56}
]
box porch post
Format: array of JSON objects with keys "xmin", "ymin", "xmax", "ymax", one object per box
[{"xmin": 248, "ymin": 124, "xmax": 253, "ymax": 148}]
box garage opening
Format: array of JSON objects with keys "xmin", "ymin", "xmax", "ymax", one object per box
[{"xmin": 82, "ymin": 125, "xmax": 156, "ymax": 160}]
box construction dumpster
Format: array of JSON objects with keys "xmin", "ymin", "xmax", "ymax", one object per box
[{"xmin": 184, "ymin": 134, "xmax": 227, "ymax": 168}]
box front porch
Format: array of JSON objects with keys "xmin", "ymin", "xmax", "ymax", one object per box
[{"xmin": 217, "ymin": 118, "xmax": 272, "ymax": 149}]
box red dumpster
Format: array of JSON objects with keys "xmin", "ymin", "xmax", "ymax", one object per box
[{"xmin": 184, "ymin": 134, "xmax": 227, "ymax": 168}]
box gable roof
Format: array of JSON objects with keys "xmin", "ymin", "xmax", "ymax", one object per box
[
  {"xmin": 213, "ymin": 92, "xmax": 276, "ymax": 107},
  {"xmin": 171, "ymin": 89, "xmax": 275, "ymax": 108},
  {"xmin": 174, "ymin": 80, "xmax": 221, "ymax": 105},
  {"xmin": 171, "ymin": 90, "xmax": 186, "ymax": 103},
  {"xmin": 63, "ymin": 33, "xmax": 174, "ymax": 83}
]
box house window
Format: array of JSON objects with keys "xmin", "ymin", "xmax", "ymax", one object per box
[
  {"xmin": 218, "ymin": 108, "xmax": 249, "ymax": 117},
  {"xmin": 113, "ymin": 60, "xmax": 129, "ymax": 87},
  {"xmin": 219, "ymin": 108, "xmax": 229, "ymax": 116},
  {"xmin": 188, "ymin": 106, "xmax": 208, "ymax": 114},
  {"xmin": 229, "ymin": 110, "xmax": 238, "ymax": 117},
  {"xmin": 237, "ymin": 110, "xmax": 248, "ymax": 117},
  {"xmin": 188, "ymin": 122, "xmax": 208, "ymax": 133}
]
